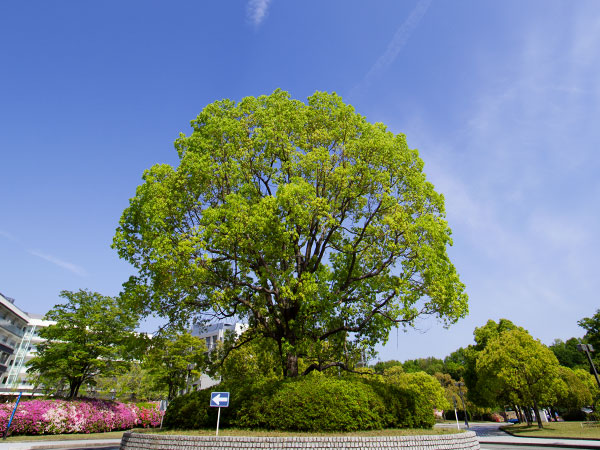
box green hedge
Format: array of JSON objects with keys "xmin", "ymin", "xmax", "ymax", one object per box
[
  {"xmin": 236, "ymin": 375, "xmax": 385, "ymax": 431},
  {"xmin": 163, "ymin": 387, "xmax": 237, "ymax": 429},
  {"xmin": 164, "ymin": 373, "xmax": 440, "ymax": 431}
]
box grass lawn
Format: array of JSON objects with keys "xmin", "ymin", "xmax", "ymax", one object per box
[
  {"xmin": 3, "ymin": 430, "xmax": 126, "ymax": 442},
  {"xmin": 502, "ymin": 422, "xmax": 600, "ymax": 439},
  {"xmin": 2, "ymin": 426, "xmax": 465, "ymax": 442},
  {"xmin": 137, "ymin": 427, "xmax": 465, "ymax": 437}
]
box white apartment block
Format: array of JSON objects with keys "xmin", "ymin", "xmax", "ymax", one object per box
[
  {"xmin": 189, "ymin": 321, "xmax": 247, "ymax": 390},
  {"xmin": 0, "ymin": 292, "xmax": 53, "ymax": 395}
]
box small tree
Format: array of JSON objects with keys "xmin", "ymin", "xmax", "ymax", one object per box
[
  {"xmin": 27, "ymin": 290, "xmax": 138, "ymax": 398},
  {"xmin": 93, "ymin": 363, "xmax": 166, "ymax": 401},
  {"xmin": 143, "ymin": 332, "xmax": 206, "ymax": 400}
]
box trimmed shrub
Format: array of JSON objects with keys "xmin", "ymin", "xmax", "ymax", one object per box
[
  {"xmin": 561, "ymin": 408, "xmax": 587, "ymax": 421},
  {"xmin": 165, "ymin": 372, "xmax": 443, "ymax": 431},
  {"xmin": 163, "ymin": 389, "xmax": 214, "ymax": 429},
  {"xmin": 0, "ymin": 399, "xmax": 163, "ymax": 436},
  {"xmin": 235, "ymin": 374, "xmax": 385, "ymax": 432}
]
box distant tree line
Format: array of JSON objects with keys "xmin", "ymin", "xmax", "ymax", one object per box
[{"xmin": 372, "ymin": 312, "xmax": 600, "ymax": 428}]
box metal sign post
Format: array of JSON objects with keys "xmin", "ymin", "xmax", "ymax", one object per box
[
  {"xmin": 3, "ymin": 392, "xmax": 23, "ymax": 440},
  {"xmin": 453, "ymin": 397, "xmax": 459, "ymax": 430},
  {"xmin": 577, "ymin": 344, "xmax": 600, "ymax": 388},
  {"xmin": 159, "ymin": 399, "xmax": 168, "ymax": 429},
  {"xmin": 455, "ymin": 382, "xmax": 469, "ymax": 428},
  {"xmin": 210, "ymin": 392, "xmax": 230, "ymax": 436}
]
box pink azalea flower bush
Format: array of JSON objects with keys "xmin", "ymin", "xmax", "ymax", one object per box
[{"xmin": 0, "ymin": 399, "xmax": 163, "ymax": 436}]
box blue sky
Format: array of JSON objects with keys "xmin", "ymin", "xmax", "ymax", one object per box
[{"xmin": 1, "ymin": 1, "xmax": 599, "ymax": 362}]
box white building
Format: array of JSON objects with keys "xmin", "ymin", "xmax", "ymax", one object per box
[
  {"xmin": 189, "ymin": 321, "xmax": 247, "ymax": 390},
  {"xmin": 0, "ymin": 292, "xmax": 53, "ymax": 395}
]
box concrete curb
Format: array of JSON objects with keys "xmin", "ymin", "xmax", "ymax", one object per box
[
  {"xmin": 0, "ymin": 439, "xmax": 121, "ymax": 450},
  {"xmin": 120, "ymin": 431, "xmax": 480, "ymax": 449},
  {"xmin": 478, "ymin": 436, "xmax": 600, "ymax": 449}
]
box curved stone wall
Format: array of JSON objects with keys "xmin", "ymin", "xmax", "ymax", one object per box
[{"xmin": 120, "ymin": 430, "xmax": 480, "ymax": 449}]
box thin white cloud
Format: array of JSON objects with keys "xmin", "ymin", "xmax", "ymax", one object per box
[
  {"xmin": 28, "ymin": 249, "xmax": 88, "ymax": 277},
  {"xmin": 363, "ymin": 0, "xmax": 432, "ymax": 86},
  {"xmin": 247, "ymin": 0, "xmax": 272, "ymax": 28},
  {"xmin": 0, "ymin": 230, "xmax": 17, "ymax": 242}
]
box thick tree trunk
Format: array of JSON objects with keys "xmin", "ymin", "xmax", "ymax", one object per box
[
  {"xmin": 516, "ymin": 405, "xmax": 525, "ymax": 423},
  {"xmin": 168, "ymin": 383, "xmax": 177, "ymax": 401},
  {"xmin": 524, "ymin": 406, "xmax": 532, "ymax": 426},
  {"xmin": 513, "ymin": 404, "xmax": 522, "ymax": 423},
  {"xmin": 69, "ymin": 379, "xmax": 82, "ymax": 399},
  {"xmin": 533, "ymin": 399, "xmax": 544, "ymax": 429}
]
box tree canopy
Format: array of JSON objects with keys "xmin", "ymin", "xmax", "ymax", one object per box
[
  {"xmin": 579, "ymin": 309, "xmax": 600, "ymax": 363},
  {"xmin": 549, "ymin": 337, "xmax": 588, "ymax": 370},
  {"xmin": 476, "ymin": 328, "xmax": 565, "ymax": 428},
  {"xmin": 113, "ymin": 89, "xmax": 468, "ymax": 377},
  {"xmin": 143, "ymin": 332, "xmax": 206, "ymax": 400},
  {"xmin": 27, "ymin": 290, "xmax": 138, "ymax": 398}
]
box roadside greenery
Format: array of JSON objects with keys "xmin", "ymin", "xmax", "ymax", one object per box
[
  {"xmin": 164, "ymin": 370, "xmax": 447, "ymax": 432},
  {"xmin": 143, "ymin": 332, "xmax": 207, "ymax": 400},
  {"xmin": 503, "ymin": 421, "xmax": 600, "ymax": 439},
  {"xmin": 27, "ymin": 290, "xmax": 139, "ymax": 399}
]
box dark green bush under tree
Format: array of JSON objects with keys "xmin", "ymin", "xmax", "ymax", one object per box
[
  {"xmin": 164, "ymin": 374, "xmax": 441, "ymax": 432},
  {"xmin": 235, "ymin": 375, "xmax": 385, "ymax": 431}
]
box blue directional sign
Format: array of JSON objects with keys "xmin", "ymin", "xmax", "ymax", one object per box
[{"xmin": 210, "ymin": 391, "xmax": 230, "ymax": 407}]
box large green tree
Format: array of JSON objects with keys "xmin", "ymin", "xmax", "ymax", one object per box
[
  {"xmin": 113, "ymin": 90, "xmax": 468, "ymax": 377},
  {"xmin": 458, "ymin": 319, "xmax": 525, "ymax": 407},
  {"xmin": 27, "ymin": 290, "xmax": 138, "ymax": 398},
  {"xmin": 476, "ymin": 328, "xmax": 565, "ymax": 428}
]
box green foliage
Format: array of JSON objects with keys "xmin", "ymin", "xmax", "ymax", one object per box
[
  {"xmin": 376, "ymin": 368, "xmax": 449, "ymax": 428},
  {"xmin": 443, "ymin": 347, "xmax": 469, "ymax": 381},
  {"xmin": 555, "ymin": 366, "xmax": 593, "ymax": 409},
  {"xmin": 402, "ymin": 357, "xmax": 444, "ymax": 375},
  {"xmin": 460, "ymin": 319, "xmax": 525, "ymax": 408},
  {"xmin": 164, "ymin": 371, "xmax": 446, "ymax": 431},
  {"xmin": 476, "ymin": 328, "xmax": 565, "ymax": 427},
  {"xmin": 163, "ymin": 388, "xmax": 219, "ymax": 429},
  {"xmin": 549, "ymin": 338, "xmax": 588, "ymax": 370},
  {"xmin": 93, "ymin": 363, "xmax": 166, "ymax": 401},
  {"xmin": 432, "ymin": 372, "xmax": 490, "ymax": 421},
  {"xmin": 27, "ymin": 289, "xmax": 138, "ymax": 399},
  {"xmin": 373, "ymin": 359, "xmax": 403, "ymax": 374},
  {"xmin": 579, "ymin": 310, "xmax": 600, "ymax": 365},
  {"xmin": 143, "ymin": 332, "xmax": 207, "ymax": 400},
  {"xmin": 215, "ymin": 334, "xmax": 283, "ymax": 395},
  {"xmin": 113, "ymin": 89, "xmax": 468, "ymax": 377},
  {"xmin": 473, "ymin": 319, "xmax": 524, "ymax": 351},
  {"xmin": 236, "ymin": 374, "xmax": 385, "ymax": 431}
]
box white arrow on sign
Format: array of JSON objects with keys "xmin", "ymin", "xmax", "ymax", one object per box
[{"xmin": 212, "ymin": 394, "xmax": 227, "ymax": 405}]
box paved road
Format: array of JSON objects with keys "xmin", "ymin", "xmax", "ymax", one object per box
[
  {"xmin": 0, "ymin": 441, "xmax": 120, "ymax": 450},
  {"xmin": 481, "ymin": 445, "xmax": 569, "ymax": 450},
  {"xmin": 33, "ymin": 447, "xmax": 118, "ymax": 450},
  {"xmin": 436, "ymin": 421, "xmax": 512, "ymax": 436}
]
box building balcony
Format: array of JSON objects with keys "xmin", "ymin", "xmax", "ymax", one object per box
[
  {"xmin": 0, "ymin": 319, "xmax": 24, "ymax": 338},
  {"xmin": 0, "ymin": 343, "xmax": 13, "ymax": 355}
]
